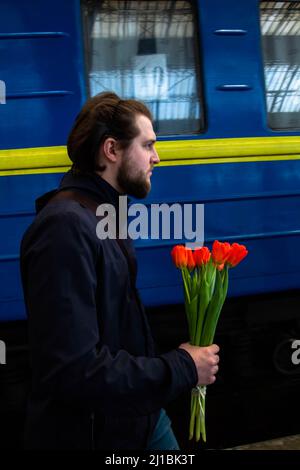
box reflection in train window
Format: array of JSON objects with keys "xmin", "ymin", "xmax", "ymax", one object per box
[
  {"xmin": 260, "ymin": 1, "xmax": 300, "ymax": 130},
  {"xmin": 81, "ymin": 0, "xmax": 204, "ymax": 135}
]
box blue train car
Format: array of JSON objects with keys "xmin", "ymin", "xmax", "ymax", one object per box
[{"xmin": 0, "ymin": 0, "xmax": 299, "ymax": 449}]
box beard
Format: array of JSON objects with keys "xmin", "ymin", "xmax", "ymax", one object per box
[{"xmin": 117, "ymin": 158, "xmax": 151, "ymax": 199}]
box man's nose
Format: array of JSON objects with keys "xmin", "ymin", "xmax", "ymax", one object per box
[{"xmin": 151, "ymin": 147, "xmax": 160, "ymax": 164}]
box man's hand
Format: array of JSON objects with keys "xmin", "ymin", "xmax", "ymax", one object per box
[{"xmin": 179, "ymin": 343, "xmax": 220, "ymax": 385}]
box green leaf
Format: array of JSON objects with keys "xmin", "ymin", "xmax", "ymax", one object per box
[
  {"xmin": 181, "ymin": 268, "xmax": 191, "ymax": 304},
  {"xmin": 186, "ymin": 295, "xmax": 198, "ymax": 344},
  {"xmin": 194, "ymin": 276, "xmax": 210, "ymax": 346},
  {"xmin": 201, "ymin": 269, "xmax": 224, "ymax": 345}
]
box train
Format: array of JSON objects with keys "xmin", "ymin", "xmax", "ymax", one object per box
[{"xmin": 0, "ymin": 0, "xmax": 299, "ymax": 449}]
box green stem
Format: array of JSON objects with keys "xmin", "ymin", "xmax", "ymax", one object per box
[
  {"xmin": 195, "ymin": 398, "xmax": 200, "ymax": 442},
  {"xmin": 189, "ymin": 394, "xmax": 197, "ymax": 440},
  {"xmin": 201, "ymin": 270, "xmax": 223, "ymax": 345},
  {"xmin": 194, "ymin": 272, "xmax": 210, "ymax": 346},
  {"xmin": 201, "ymin": 394, "xmax": 206, "ymax": 442},
  {"xmin": 181, "ymin": 268, "xmax": 190, "ymax": 304}
]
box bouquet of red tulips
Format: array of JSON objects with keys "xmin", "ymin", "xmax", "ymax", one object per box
[{"xmin": 171, "ymin": 241, "xmax": 248, "ymax": 443}]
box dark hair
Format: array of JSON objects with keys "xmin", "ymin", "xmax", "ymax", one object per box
[{"xmin": 67, "ymin": 92, "xmax": 153, "ymax": 173}]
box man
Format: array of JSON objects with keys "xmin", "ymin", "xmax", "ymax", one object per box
[{"xmin": 20, "ymin": 92, "xmax": 219, "ymax": 450}]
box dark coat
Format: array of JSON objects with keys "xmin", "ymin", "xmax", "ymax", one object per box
[{"xmin": 20, "ymin": 170, "xmax": 197, "ymax": 450}]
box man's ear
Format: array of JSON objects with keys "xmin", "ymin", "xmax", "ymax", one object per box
[{"xmin": 102, "ymin": 137, "xmax": 119, "ymax": 163}]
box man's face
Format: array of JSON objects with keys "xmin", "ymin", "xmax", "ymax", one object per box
[{"xmin": 117, "ymin": 114, "xmax": 160, "ymax": 198}]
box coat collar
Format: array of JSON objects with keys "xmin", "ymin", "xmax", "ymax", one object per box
[
  {"xmin": 59, "ymin": 170, "xmax": 122, "ymax": 208},
  {"xmin": 35, "ymin": 170, "xmax": 124, "ymax": 213}
]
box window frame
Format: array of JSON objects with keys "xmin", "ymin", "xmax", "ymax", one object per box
[{"xmin": 80, "ymin": 0, "xmax": 206, "ymax": 136}]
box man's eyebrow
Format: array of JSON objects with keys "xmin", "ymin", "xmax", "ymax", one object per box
[{"xmin": 145, "ymin": 138, "xmax": 156, "ymax": 144}]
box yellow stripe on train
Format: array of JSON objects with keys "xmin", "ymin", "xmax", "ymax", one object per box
[{"xmin": 0, "ymin": 136, "xmax": 300, "ymax": 176}]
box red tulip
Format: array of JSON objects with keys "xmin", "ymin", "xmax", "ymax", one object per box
[
  {"xmin": 193, "ymin": 247, "xmax": 211, "ymax": 267},
  {"xmin": 171, "ymin": 245, "xmax": 188, "ymax": 268},
  {"xmin": 186, "ymin": 248, "xmax": 196, "ymax": 271},
  {"xmin": 226, "ymin": 243, "xmax": 248, "ymax": 267},
  {"xmin": 211, "ymin": 240, "xmax": 231, "ymax": 265}
]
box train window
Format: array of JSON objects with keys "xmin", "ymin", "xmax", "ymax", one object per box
[
  {"xmin": 81, "ymin": 0, "xmax": 204, "ymax": 135},
  {"xmin": 260, "ymin": 1, "xmax": 300, "ymax": 130}
]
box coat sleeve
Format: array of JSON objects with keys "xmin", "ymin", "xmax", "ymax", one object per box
[{"xmin": 21, "ymin": 207, "xmax": 197, "ymax": 417}]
